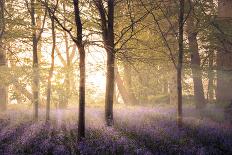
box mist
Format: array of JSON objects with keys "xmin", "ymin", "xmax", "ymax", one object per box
[{"xmin": 0, "ymin": 0, "xmax": 232, "ymax": 154}]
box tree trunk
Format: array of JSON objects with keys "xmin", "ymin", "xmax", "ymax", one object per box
[
  {"xmin": 163, "ymin": 78, "xmax": 168, "ymax": 95},
  {"xmin": 10, "ymin": 72, "xmax": 46, "ymax": 105},
  {"xmin": 0, "ymin": 0, "xmax": 7, "ymax": 111},
  {"xmin": 216, "ymin": 44, "xmax": 232, "ymax": 104},
  {"xmin": 94, "ymin": 0, "xmax": 115, "ymax": 125},
  {"xmin": 115, "ymin": 66, "xmax": 138, "ymax": 105},
  {"xmin": 64, "ymin": 32, "xmax": 70, "ymax": 108},
  {"xmin": 208, "ymin": 51, "xmax": 214, "ymax": 103},
  {"xmin": 123, "ymin": 63, "xmax": 132, "ymax": 90},
  {"xmin": 14, "ymin": 86, "xmax": 23, "ymax": 104},
  {"xmin": 73, "ymin": 0, "xmax": 86, "ymax": 140},
  {"xmin": 177, "ymin": 0, "xmax": 185, "ymax": 128},
  {"xmin": 77, "ymin": 45, "xmax": 85, "ymax": 140},
  {"xmin": 169, "ymin": 70, "xmax": 177, "ymax": 105},
  {"xmin": 36, "ymin": 1, "xmax": 43, "ymax": 62},
  {"xmin": 105, "ymin": 50, "xmax": 115, "ymax": 126},
  {"xmin": 123, "ymin": 63, "xmax": 138, "ymax": 104},
  {"xmin": 46, "ymin": 14, "xmax": 56, "ymax": 121},
  {"xmin": 218, "ymin": 0, "xmax": 232, "ymax": 18},
  {"xmin": 63, "ymin": 3, "xmax": 71, "ymax": 108},
  {"xmin": 186, "ymin": 11, "xmax": 206, "ymax": 109},
  {"xmin": 31, "ymin": 0, "xmax": 40, "ymax": 120},
  {"xmin": 113, "ymin": 84, "xmax": 118, "ymax": 104},
  {"xmin": 94, "ymin": 0, "xmax": 115, "ymax": 126},
  {"xmin": 113, "ymin": 66, "xmax": 118, "ymax": 104},
  {"xmin": 216, "ymin": 0, "xmax": 232, "ymax": 104}
]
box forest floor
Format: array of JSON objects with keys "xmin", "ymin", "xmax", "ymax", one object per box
[{"xmin": 0, "ymin": 104, "xmax": 231, "ymax": 155}]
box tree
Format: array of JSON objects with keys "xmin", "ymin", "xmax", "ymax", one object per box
[
  {"xmin": 73, "ymin": 0, "xmax": 86, "ymax": 140},
  {"xmin": 177, "ymin": 0, "xmax": 185, "ymax": 127},
  {"xmin": 207, "ymin": 50, "xmax": 214, "ymax": 103},
  {"xmin": 55, "ymin": 3, "xmax": 76, "ymax": 109},
  {"xmin": 0, "ymin": 0, "xmax": 7, "ymax": 111},
  {"xmin": 43, "ymin": 0, "xmax": 86, "ymax": 138},
  {"xmin": 216, "ymin": 0, "xmax": 232, "ymax": 105},
  {"xmin": 28, "ymin": 0, "xmax": 46, "ymax": 120},
  {"xmin": 115, "ymin": 66, "xmax": 138, "ymax": 105},
  {"xmin": 94, "ymin": 0, "xmax": 115, "ymax": 126},
  {"xmin": 46, "ymin": 8, "xmax": 56, "ymax": 121},
  {"xmin": 186, "ymin": 1, "xmax": 206, "ymax": 109}
]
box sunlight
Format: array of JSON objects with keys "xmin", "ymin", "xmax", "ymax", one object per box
[{"xmin": 1, "ymin": 0, "xmax": 232, "ymax": 154}]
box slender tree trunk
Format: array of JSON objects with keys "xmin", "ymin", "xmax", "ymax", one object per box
[
  {"xmin": 115, "ymin": 66, "xmax": 138, "ymax": 104},
  {"xmin": 177, "ymin": 0, "xmax": 185, "ymax": 127},
  {"xmin": 0, "ymin": 66, "xmax": 7, "ymax": 110},
  {"xmin": 0, "ymin": 0, "xmax": 7, "ymax": 111},
  {"xmin": 105, "ymin": 50, "xmax": 115, "ymax": 126},
  {"xmin": 113, "ymin": 65, "xmax": 118, "ymax": 104},
  {"xmin": 208, "ymin": 51, "xmax": 214, "ymax": 103},
  {"xmin": 123, "ymin": 63, "xmax": 138, "ymax": 104},
  {"xmin": 123, "ymin": 63, "xmax": 132, "ymax": 90},
  {"xmin": 63, "ymin": 3, "xmax": 70, "ymax": 108},
  {"xmin": 163, "ymin": 79, "xmax": 168, "ymax": 95},
  {"xmin": 46, "ymin": 15, "xmax": 56, "ymax": 121},
  {"xmin": 36, "ymin": 1, "xmax": 43, "ymax": 62},
  {"xmin": 13, "ymin": 80, "xmax": 33, "ymax": 101},
  {"xmin": 186, "ymin": 11, "xmax": 206, "ymax": 109},
  {"xmin": 0, "ymin": 0, "xmax": 5, "ymax": 39},
  {"xmin": 64, "ymin": 31, "xmax": 70, "ymax": 107},
  {"xmin": 73, "ymin": 0, "xmax": 86, "ymax": 140},
  {"xmin": 169, "ymin": 71, "xmax": 177, "ymax": 105},
  {"xmin": 95, "ymin": 0, "xmax": 115, "ymax": 126},
  {"xmin": 113, "ymin": 85, "xmax": 118, "ymax": 104},
  {"xmin": 31, "ymin": 0, "xmax": 39, "ymax": 120},
  {"xmin": 77, "ymin": 45, "xmax": 85, "ymax": 140}
]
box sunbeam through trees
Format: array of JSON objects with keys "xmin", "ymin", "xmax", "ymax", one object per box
[{"xmin": 0, "ymin": 0, "xmax": 232, "ymax": 154}]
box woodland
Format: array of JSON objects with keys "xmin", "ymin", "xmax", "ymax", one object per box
[{"xmin": 0, "ymin": 0, "xmax": 232, "ymax": 154}]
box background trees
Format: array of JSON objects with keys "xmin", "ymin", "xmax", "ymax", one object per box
[{"xmin": 0, "ymin": 0, "xmax": 231, "ymax": 140}]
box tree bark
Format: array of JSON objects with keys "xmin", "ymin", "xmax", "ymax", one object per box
[
  {"xmin": 216, "ymin": 0, "xmax": 232, "ymax": 104},
  {"xmin": 77, "ymin": 45, "xmax": 85, "ymax": 140},
  {"xmin": 177, "ymin": 0, "xmax": 184, "ymax": 128},
  {"xmin": 169, "ymin": 70, "xmax": 177, "ymax": 105},
  {"xmin": 105, "ymin": 50, "xmax": 115, "ymax": 125},
  {"xmin": 95, "ymin": 0, "xmax": 115, "ymax": 126},
  {"xmin": 218, "ymin": 0, "xmax": 232, "ymax": 18},
  {"xmin": 73, "ymin": 0, "xmax": 86, "ymax": 140},
  {"xmin": 0, "ymin": 0, "xmax": 7, "ymax": 111},
  {"xmin": 208, "ymin": 51, "xmax": 214, "ymax": 103},
  {"xmin": 123, "ymin": 63, "xmax": 138, "ymax": 104},
  {"xmin": 31, "ymin": 0, "xmax": 40, "ymax": 120},
  {"xmin": 14, "ymin": 88, "xmax": 23, "ymax": 104},
  {"xmin": 0, "ymin": 0, "xmax": 5, "ymax": 38},
  {"xmin": 63, "ymin": 3, "xmax": 71, "ymax": 108},
  {"xmin": 123, "ymin": 63, "xmax": 132, "ymax": 90},
  {"xmin": 163, "ymin": 78, "xmax": 168, "ymax": 95},
  {"xmin": 46, "ymin": 13, "xmax": 56, "ymax": 121},
  {"xmin": 45, "ymin": 0, "xmax": 86, "ymax": 138},
  {"xmin": 115, "ymin": 66, "xmax": 138, "ymax": 105},
  {"xmin": 186, "ymin": 10, "xmax": 206, "ymax": 109},
  {"xmin": 94, "ymin": 0, "xmax": 115, "ymax": 126}
]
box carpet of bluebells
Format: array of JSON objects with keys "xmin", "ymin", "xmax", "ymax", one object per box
[{"xmin": 0, "ymin": 104, "xmax": 231, "ymax": 155}]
